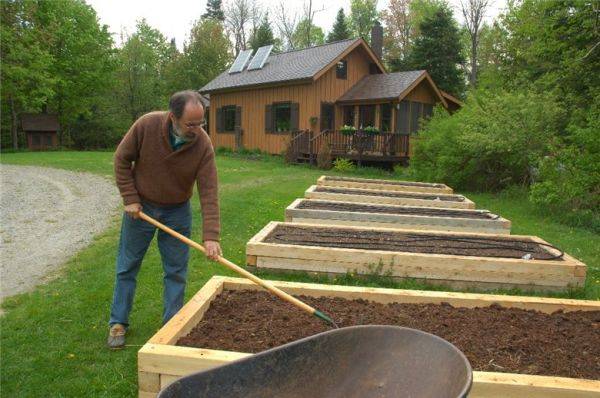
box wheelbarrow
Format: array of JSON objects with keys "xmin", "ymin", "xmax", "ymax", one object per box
[{"xmin": 157, "ymin": 325, "xmax": 472, "ymax": 398}]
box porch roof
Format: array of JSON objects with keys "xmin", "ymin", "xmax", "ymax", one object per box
[{"xmin": 336, "ymin": 70, "xmax": 426, "ymax": 103}]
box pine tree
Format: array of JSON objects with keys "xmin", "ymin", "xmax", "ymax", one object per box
[
  {"xmin": 408, "ymin": 5, "xmax": 465, "ymax": 96},
  {"xmin": 203, "ymin": 0, "xmax": 225, "ymax": 22},
  {"xmin": 249, "ymin": 14, "xmax": 276, "ymax": 51},
  {"xmin": 327, "ymin": 8, "xmax": 351, "ymax": 43}
]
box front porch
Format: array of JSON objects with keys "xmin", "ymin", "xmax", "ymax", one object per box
[{"xmin": 290, "ymin": 129, "xmax": 410, "ymax": 166}]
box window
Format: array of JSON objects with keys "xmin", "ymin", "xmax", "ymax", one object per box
[
  {"xmin": 343, "ymin": 106, "xmax": 355, "ymax": 127},
  {"xmin": 380, "ymin": 103, "xmax": 392, "ymax": 132},
  {"xmin": 222, "ymin": 106, "xmax": 236, "ymax": 132},
  {"xmin": 410, "ymin": 101, "xmax": 423, "ymax": 134},
  {"xmin": 359, "ymin": 105, "xmax": 376, "ymax": 128},
  {"xmin": 273, "ymin": 102, "xmax": 291, "ymax": 132},
  {"xmin": 32, "ymin": 133, "xmax": 41, "ymax": 146},
  {"xmin": 336, "ymin": 60, "xmax": 347, "ymax": 79},
  {"xmin": 396, "ymin": 100, "xmax": 410, "ymax": 135},
  {"xmin": 321, "ymin": 103, "xmax": 334, "ymax": 131}
]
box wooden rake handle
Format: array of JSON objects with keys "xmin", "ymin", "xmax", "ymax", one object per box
[{"xmin": 137, "ymin": 211, "xmax": 335, "ymax": 326}]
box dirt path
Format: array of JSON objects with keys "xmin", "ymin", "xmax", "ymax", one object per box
[{"xmin": 0, "ymin": 165, "xmax": 120, "ymax": 301}]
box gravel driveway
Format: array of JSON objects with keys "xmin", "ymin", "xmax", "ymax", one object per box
[{"xmin": 0, "ymin": 165, "xmax": 120, "ymax": 301}]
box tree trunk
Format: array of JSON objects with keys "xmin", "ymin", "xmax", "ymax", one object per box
[{"xmin": 10, "ymin": 96, "xmax": 18, "ymax": 150}]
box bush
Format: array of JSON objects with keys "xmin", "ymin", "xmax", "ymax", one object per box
[
  {"xmin": 282, "ymin": 136, "xmax": 297, "ymax": 164},
  {"xmin": 410, "ymin": 90, "xmax": 565, "ymax": 191},
  {"xmin": 316, "ymin": 141, "xmax": 333, "ymax": 170},
  {"xmin": 530, "ymin": 93, "xmax": 600, "ymax": 231},
  {"xmin": 333, "ymin": 158, "xmax": 355, "ymax": 172}
]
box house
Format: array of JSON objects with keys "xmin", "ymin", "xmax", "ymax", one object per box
[
  {"xmin": 200, "ymin": 26, "xmax": 459, "ymax": 164},
  {"xmin": 21, "ymin": 114, "xmax": 60, "ymax": 151}
]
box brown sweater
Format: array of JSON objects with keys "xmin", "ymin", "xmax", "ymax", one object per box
[{"xmin": 114, "ymin": 111, "xmax": 220, "ymax": 242}]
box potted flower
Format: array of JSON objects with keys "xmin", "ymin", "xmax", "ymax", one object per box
[
  {"xmin": 363, "ymin": 126, "xmax": 380, "ymax": 135},
  {"xmin": 340, "ymin": 125, "xmax": 356, "ymax": 136}
]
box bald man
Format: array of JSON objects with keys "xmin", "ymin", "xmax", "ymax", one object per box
[{"xmin": 108, "ymin": 90, "xmax": 221, "ymax": 349}]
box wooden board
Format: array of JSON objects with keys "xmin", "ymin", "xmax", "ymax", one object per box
[
  {"xmin": 317, "ymin": 175, "xmax": 454, "ymax": 194},
  {"xmin": 286, "ymin": 198, "xmax": 511, "ymax": 234},
  {"xmin": 305, "ymin": 185, "xmax": 476, "ymax": 209},
  {"xmin": 138, "ymin": 276, "xmax": 600, "ymax": 398},
  {"xmin": 246, "ymin": 222, "xmax": 586, "ymax": 292}
]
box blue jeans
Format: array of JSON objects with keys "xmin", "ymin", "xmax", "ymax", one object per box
[{"xmin": 109, "ymin": 201, "xmax": 191, "ymax": 327}]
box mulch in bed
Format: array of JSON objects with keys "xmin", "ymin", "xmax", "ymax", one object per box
[
  {"xmin": 315, "ymin": 186, "xmax": 465, "ymax": 202},
  {"xmin": 264, "ymin": 224, "xmax": 561, "ymax": 260},
  {"xmin": 297, "ymin": 200, "xmax": 497, "ymax": 220},
  {"xmin": 177, "ymin": 290, "xmax": 600, "ymax": 380},
  {"xmin": 324, "ymin": 177, "xmax": 446, "ymax": 189}
]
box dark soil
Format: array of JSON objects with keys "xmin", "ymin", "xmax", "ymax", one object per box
[
  {"xmin": 264, "ymin": 224, "xmax": 561, "ymax": 260},
  {"xmin": 298, "ymin": 200, "xmax": 497, "ymax": 220},
  {"xmin": 325, "ymin": 176, "xmax": 445, "ymax": 189},
  {"xmin": 177, "ymin": 290, "xmax": 600, "ymax": 380},
  {"xmin": 315, "ymin": 186, "xmax": 465, "ymax": 202}
]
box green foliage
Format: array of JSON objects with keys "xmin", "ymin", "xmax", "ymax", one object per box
[
  {"xmin": 327, "ymin": 8, "xmax": 352, "ymax": 43},
  {"xmin": 363, "ymin": 126, "xmax": 380, "ymax": 135},
  {"xmin": 293, "ymin": 18, "xmax": 325, "ymax": 48},
  {"xmin": 178, "ymin": 18, "xmax": 232, "ymax": 90},
  {"xmin": 349, "ymin": 0, "xmax": 379, "ymax": 44},
  {"xmin": 333, "ymin": 158, "xmax": 356, "ymax": 172},
  {"xmin": 249, "ymin": 13, "xmax": 277, "ymax": 51},
  {"xmin": 530, "ymin": 93, "xmax": 600, "ymax": 231},
  {"xmin": 411, "ymin": 90, "xmax": 565, "ymax": 191},
  {"xmin": 203, "ymin": 0, "xmax": 225, "ymax": 21},
  {"xmin": 408, "ymin": 3, "xmax": 465, "ymax": 96},
  {"xmin": 340, "ymin": 125, "xmax": 357, "ymax": 135}
]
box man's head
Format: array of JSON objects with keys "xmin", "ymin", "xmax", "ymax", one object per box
[{"xmin": 168, "ymin": 90, "xmax": 206, "ymax": 140}]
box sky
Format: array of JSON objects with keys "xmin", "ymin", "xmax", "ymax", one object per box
[{"xmin": 87, "ymin": 0, "xmax": 508, "ymax": 50}]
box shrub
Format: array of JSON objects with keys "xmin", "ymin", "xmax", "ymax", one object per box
[
  {"xmin": 333, "ymin": 158, "xmax": 355, "ymax": 172},
  {"xmin": 530, "ymin": 93, "xmax": 600, "ymax": 231},
  {"xmin": 316, "ymin": 141, "xmax": 333, "ymax": 170},
  {"xmin": 410, "ymin": 90, "xmax": 565, "ymax": 191}
]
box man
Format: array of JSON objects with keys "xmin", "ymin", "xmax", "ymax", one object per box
[{"xmin": 107, "ymin": 90, "xmax": 222, "ymax": 349}]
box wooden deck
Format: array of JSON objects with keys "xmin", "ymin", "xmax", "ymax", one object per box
[{"xmin": 291, "ymin": 129, "xmax": 410, "ymax": 165}]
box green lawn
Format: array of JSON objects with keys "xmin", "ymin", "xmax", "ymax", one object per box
[{"xmin": 1, "ymin": 151, "xmax": 598, "ymax": 397}]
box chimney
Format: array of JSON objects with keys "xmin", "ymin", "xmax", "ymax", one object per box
[{"xmin": 370, "ymin": 20, "xmax": 383, "ymax": 60}]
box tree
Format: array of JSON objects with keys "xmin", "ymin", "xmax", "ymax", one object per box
[
  {"xmin": 409, "ymin": 4, "xmax": 466, "ymax": 96},
  {"xmin": 181, "ymin": 18, "xmax": 232, "ymax": 90},
  {"xmin": 203, "ymin": 0, "xmax": 225, "ymax": 21},
  {"xmin": 327, "ymin": 8, "xmax": 351, "ymax": 42},
  {"xmin": 349, "ymin": 0, "xmax": 379, "ymax": 44},
  {"xmin": 116, "ymin": 19, "xmax": 173, "ymax": 122},
  {"xmin": 249, "ymin": 13, "xmax": 277, "ymax": 51},
  {"xmin": 381, "ymin": 0, "xmax": 412, "ymax": 71},
  {"xmin": 0, "ymin": 0, "xmax": 55, "ymax": 149},
  {"xmin": 460, "ymin": 0, "xmax": 489, "ymax": 87},
  {"xmin": 273, "ymin": 1, "xmax": 299, "ymax": 50},
  {"xmin": 292, "ymin": 18, "xmax": 325, "ymax": 48},
  {"xmin": 225, "ymin": 0, "xmax": 258, "ymax": 54}
]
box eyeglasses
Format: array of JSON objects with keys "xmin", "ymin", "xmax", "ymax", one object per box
[{"xmin": 184, "ymin": 120, "xmax": 206, "ymax": 129}]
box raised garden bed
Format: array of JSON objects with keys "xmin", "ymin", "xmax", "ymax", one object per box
[
  {"xmin": 286, "ymin": 198, "xmax": 511, "ymax": 235},
  {"xmin": 246, "ymin": 222, "xmax": 586, "ymax": 292},
  {"xmin": 138, "ymin": 276, "xmax": 600, "ymax": 398},
  {"xmin": 306, "ymin": 185, "xmax": 476, "ymax": 209},
  {"xmin": 317, "ymin": 175, "xmax": 454, "ymax": 194}
]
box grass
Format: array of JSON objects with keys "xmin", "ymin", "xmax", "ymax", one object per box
[{"xmin": 1, "ymin": 151, "xmax": 598, "ymax": 396}]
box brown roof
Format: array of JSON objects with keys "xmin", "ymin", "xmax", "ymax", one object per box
[
  {"xmin": 21, "ymin": 114, "xmax": 60, "ymax": 132},
  {"xmin": 440, "ymin": 90, "xmax": 463, "ymax": 107},
  {"xmin": 336, "ymin": 71, "xmax": 426, "ymax": 102},
  {"xmin": 200, "ymin": 39, "xmax": 385, "ymax": 93}
]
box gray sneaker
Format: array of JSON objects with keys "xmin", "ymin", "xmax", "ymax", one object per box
[{"xmin": 107, "ymin": 324, "xmax": 126, "ymax": 349}]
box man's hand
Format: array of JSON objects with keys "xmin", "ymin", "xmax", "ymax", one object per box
[
  {"xmin": 124, "ymin": 203, "xmax": 142, "ymax": 219},
  {"xmin": 204, "ymin": 240, "xmax": 222, "ymax": 261}
]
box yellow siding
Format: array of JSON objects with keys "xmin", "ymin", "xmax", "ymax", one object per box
[{"xmin": 208, "ymin": 46, "xmax": 374, "ymax": 154}]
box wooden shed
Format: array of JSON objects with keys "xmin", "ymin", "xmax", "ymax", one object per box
[{"xmin": 21, "ymin": 113, "xmax": 60, "ymax": 150}]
